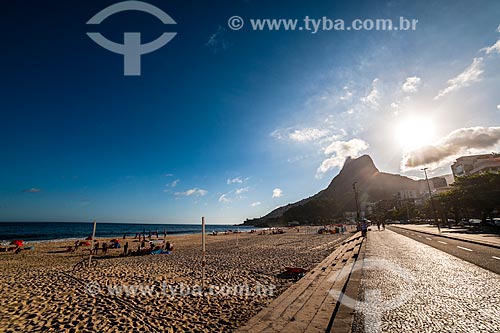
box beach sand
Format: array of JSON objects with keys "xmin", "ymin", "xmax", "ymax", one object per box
[{"xmin": 0, "ymin": 228, "xmax": 351, "ymax": 332}]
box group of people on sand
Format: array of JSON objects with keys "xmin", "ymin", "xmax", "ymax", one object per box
[
  {"xmin": 0, "ymin": 244, "xmax": 26, "ymax": 254},
  {"xmin": 89, "ymin": 239, "xmax": 174, "ymax": 257},
  {"xmin": 130, "ymin": 239, "xmax": 174, "ymax": 256}
]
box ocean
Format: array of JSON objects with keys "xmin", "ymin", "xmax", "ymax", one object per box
[{"xmin": 0, "ymin": 222, "xmax": 255, "ymax": 243}]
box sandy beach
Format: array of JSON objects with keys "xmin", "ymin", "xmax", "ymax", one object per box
[{"xmin": 0, "ymin": 228, "xmax": 351, "ymax": 332}]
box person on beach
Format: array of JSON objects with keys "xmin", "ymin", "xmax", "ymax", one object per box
[
  {"xmin": 382, "ymin": 220, "xmax": 386, "ymax": 231},
  {"xmin": 123, "ymin": 242, "xmax": 128, "ymax": 255},
  {"xmin": 165, "ymin": 241, "xmax": 173, "ymax": 252},
  {"xmin": 102, "ymin": 242, "xmax": 108, "ymax": 255},
  {"xmin": 94, "ymin": 242, "xmax": 99, "ymax": 254},
  {"xmin": 377, "ymin": 221, "xmax": 381, "ymax": 231}
]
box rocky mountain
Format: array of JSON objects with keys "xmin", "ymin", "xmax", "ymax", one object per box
[{"xmin": 244, "ymin": 155, "xmax": 432, "ymax": 227}]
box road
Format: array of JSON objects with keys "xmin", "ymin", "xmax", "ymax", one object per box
[
  {"xmin": 388, "ymin": 226, "xmax": 500, "ymax": 275},
  {"xmin": 351, "ymin": 229, "xmax": 500, "ymax": 333}
]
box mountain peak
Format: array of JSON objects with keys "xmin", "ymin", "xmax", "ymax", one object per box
[
  {"xmin": 246, "ymin": 154, "xmax": 419, "ymax": 227},
  {"xmin": 340, "ymin": 154, "xmax": 379, "ymax": 177}
]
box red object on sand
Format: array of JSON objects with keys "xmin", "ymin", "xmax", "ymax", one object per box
[
  {"xmin": 285, "ymin": 267, "xmax": 308, "ymax": 274},
  {"xmin": 80, "ymin": 241, "xmax": 91, "ymax": 246},
  {"xmin": 11, "ymin": 240, "xmax": 24, "ymax": 247},
  {"xmin": 110, "ymin": 239, "xmax": 120, "ymax": 243}
]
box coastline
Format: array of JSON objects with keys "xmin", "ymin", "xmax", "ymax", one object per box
[
  {"xmin": 0, "ymin": 227, "xmax": 351, "ymax": 332},
  {"xmin": 0, "ymin": 222, "xmax": 260, "ymax": 243}
]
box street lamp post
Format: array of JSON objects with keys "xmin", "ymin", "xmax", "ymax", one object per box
[
  {"xmin": 353, "ymin": 182, "xmax": 361, "ymax": 223},
  {"xmin": 422, "ymin": 168, "xmax": 441, "ymax": 233}
]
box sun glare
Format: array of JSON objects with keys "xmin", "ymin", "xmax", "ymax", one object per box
[{"xmin": 395, "ymin": 116, "xmax": 436, "ymax": 151}]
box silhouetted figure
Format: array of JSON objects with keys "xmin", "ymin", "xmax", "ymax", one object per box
[
  {"xmin": 94, "ymin": 242, "xmax": 99, "ymax": 254},
  {"xmin": 123, "ymin": 242, "xmax": 128, "ymax": 255},
  {"xmin": 102, "ymin": 242, "xmax": 108, "ymax": 255},
  {"xmin": 361, "ymin": 221, "xmax": 368, "ymax": 237}
]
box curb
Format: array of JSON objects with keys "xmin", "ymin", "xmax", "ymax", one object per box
[
  {"xmin": 390, "ymin": 225, "xmax": 500, "ymax": 250},
  {"xmin": 327, "ymin": 236, "xmax": 367, "ymax": 333}
]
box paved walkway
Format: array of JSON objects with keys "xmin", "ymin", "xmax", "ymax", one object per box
[
  {"xmin": 351, "ymin": 229, "xmax": 500, "ymax": 333},
  {"xmin": 237, "ymin": 232, "xmax": 364, "ymax": 333},
  {"xmin": 391, "ymin": 224, "xmax": 500, "ymax": 249}
]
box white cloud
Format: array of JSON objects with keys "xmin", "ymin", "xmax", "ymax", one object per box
[
  {"xmin": 272, "ymin": 188, "xmax": 283, "ymax": 198},
  {"xmin": 289, "ymin": 128, "xmax": 329, "ymax": 142},
  {"xmin": 402, "ymin": 126, "xmax": 500, "ymax": 170},
  {"xmin": 270, "ymin": 129, "xmax": 285, "ymax": 140},
  {"xmin": 434, "ymin": 58, "xmax": 484, "ymax": 100},
  {"xmin": 175, "ymin": 188, "xmax": 208, "ymax": 197},
  {"xmin": 481, "ymin": 39, "xmax": 500, "ymax": 55},
  {"xmin": 235, "ymin": 187, "xmax": 250, "ymax": 195},
  {"xmin": 251, "ymin": 201, "xmax": 261, "ymax": 207},
  {"xmin": 361, "ymin": 78, "xmax": 380, "ymax": 108},
  {"xmin": 390, "ymin": 102, "xmax": 399, "ymax": 108},
  {"xmin": 316, "ymin": 138, "xmax": 369, "ymax": 177},
  {"xmin": 218, "ymin": 194, "xmax": 231, "ymax": 203},
  {"xmin": 402, "ymin": 76, "xmax": 422, "ymax": 93},
  {"xmin": 206, "ymin": 26, "xmax": 227, "ymax": 52},
  {"xmin": 164, "ymin": 173, "xmax": 174, "ymax": 177},
  {"xmin": 227, "ymin": 177, "xmax": 243, "ymax": 184},
  {"xmin": 23, "ymin": 188, "xmax": 41, "ymax": 193},
  {"xmin": 164, "ymin": 179, "xmax": 180, "ymax": 192},
  {"xmin": 497, "ymin": 24, "xmax": 500, "ymax": 33},
  {"xmin": 273, "ymin": 127, "xmax": 347, "ymax": 145},
  {"xmin": 339, "ymin": 86, "xmax": 353, "ymax": 100},
  {"xmin": 323, "ymin": 138, "xmax": 369, "ymax": 156},
  {"xmin": 497, "ymin": 104, "xmax": 500, "ymax": 111}
]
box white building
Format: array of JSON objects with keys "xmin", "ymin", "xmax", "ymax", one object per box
[{"xmin": 451, "ymin": 153, "xmax": 500, "ymax": 177}]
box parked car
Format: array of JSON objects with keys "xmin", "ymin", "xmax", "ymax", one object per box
[
  {"xmin": 469, "ymin": 218, "xmax": 481, "ymax": 225},
  {"xmin": 485, "ymin": 218, "xmax": 500, "ymax": 227}
]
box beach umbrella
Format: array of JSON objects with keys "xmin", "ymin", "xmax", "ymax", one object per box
[{"xmin": 11, "ymin": 240, "xmax": 23, "ymax": 247}]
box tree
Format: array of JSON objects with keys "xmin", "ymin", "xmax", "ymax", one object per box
[{"xmin": 436, "ymin": 172, "xmax": 500, "ymax": 224}]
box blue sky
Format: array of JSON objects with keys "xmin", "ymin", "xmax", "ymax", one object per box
[{"xmin": 1, "ymin": 0, "xmax": 500, "ymax": 223}]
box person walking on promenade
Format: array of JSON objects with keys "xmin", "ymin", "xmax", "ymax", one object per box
[
  {"xmin": 377, "ymin": 221, "xmax": 381, "ymax": 231},
  {"xmin": 361, "ymin": 221, "xmax": 368, "ymax": 237}
]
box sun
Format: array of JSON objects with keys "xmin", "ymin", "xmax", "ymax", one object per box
[{"xmin": 395, "ymin": 116, "xmax": 436, "ymax": 151}]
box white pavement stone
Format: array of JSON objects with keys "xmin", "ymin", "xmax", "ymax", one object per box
[{"xmin": 351, "ymin": 229, "xmax": 500, "ymax": 333}]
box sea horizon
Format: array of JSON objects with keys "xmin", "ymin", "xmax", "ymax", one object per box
[{"xmin": 0, "ymin": 221, "xmax": 257, "ymax": 243}]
